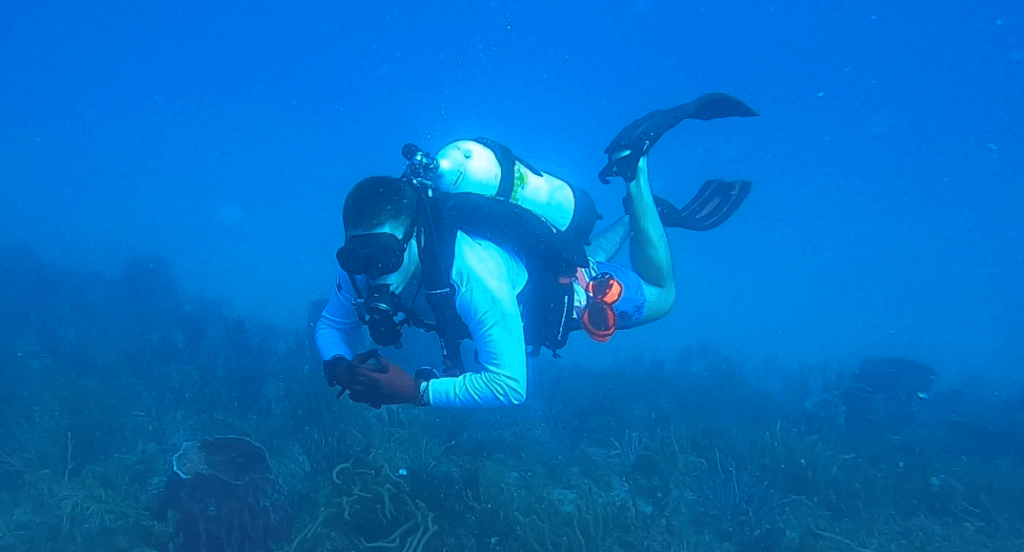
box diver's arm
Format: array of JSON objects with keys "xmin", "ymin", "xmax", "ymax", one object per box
[
  {"xmin": 425, "ymin": 242, "xmax": 528, "ymax": 408},
  {"xmin": 314, "ymin": 273, "xmax": 364, "ymax": 362}
]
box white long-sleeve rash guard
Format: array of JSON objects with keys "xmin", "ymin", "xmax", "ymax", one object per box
[{"xmin": 315, "ymin": 231, "xmax": 530, "ymax": 408}]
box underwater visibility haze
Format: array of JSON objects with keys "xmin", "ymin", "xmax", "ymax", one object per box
[{"xmin": 1, "ymin": 0, "xmax": 1023, "ymax": 550}]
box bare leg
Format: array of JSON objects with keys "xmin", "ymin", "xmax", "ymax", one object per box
[
  {"xmin": 585, "ymin": 215, "xmax": 629, "ymax": 263},
  {"xmin": 627, "ymin": 156, "xmax": 676, "ymax": 322}
]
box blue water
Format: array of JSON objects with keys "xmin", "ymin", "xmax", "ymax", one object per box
[
  {"xmin": 3, "ymin": 3, "xmax": 1024, "ymax": 552},
  {"xmin": 2, "ymin": 0, "xmax": 1021, "ymax": 382}
]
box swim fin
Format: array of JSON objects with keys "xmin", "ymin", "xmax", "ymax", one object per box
[
  {"xmin": 655, "ymin": 179, "xmax": 751, "ymax": 231},
  {"xmin": 598, "ymin": 93, "xmax": 759, "ymax": 184}
]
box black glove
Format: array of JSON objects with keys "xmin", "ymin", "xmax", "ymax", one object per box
[
  {"xmin": 324, "ymin": 350, "xmax": 388, "ymax": 400},
  {"xmin": 323, "ymin": 355, "xmax": 352, "ymax": 398}
]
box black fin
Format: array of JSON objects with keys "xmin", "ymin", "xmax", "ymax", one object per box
[
  {"xmin": 599, "ymin": 93, "xmax": 759, "ymax": 184},
  {"xmin": 655, "ymin": 179, "xmax": 752, "ymax": 231}
]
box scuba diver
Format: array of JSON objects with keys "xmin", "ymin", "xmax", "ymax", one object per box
[{"xmin": 315, "ymin": 93, "xmax": 758, "ymax": 409}]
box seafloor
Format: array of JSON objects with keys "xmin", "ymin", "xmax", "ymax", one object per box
[{"xmin": 1, "ymin": 247, "xmax": 1021, "ymax": 552}]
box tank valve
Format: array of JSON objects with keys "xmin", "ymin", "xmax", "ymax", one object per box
[{"xmin": 402, "ymin": 143, "xmax": 439, "ymax": 181}]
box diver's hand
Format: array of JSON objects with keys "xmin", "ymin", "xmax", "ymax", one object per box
[
  {"xmin": 323, "ymin": 355, "xmax": 351, "ymax": 398},
  {"xmin": 348, "ymin": 355, "xmax": 423, "ymax": 408},
  {"xmin": 324, "ymin": 350, "xmax": 383, "ymax": 399}
]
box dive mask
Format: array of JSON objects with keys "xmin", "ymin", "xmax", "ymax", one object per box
[{"xmin": 336, "ymin": 226, "xmax": 415, "ymax": 280}]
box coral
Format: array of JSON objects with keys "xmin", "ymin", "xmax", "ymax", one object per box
[
  {"xmin": 157, "ymin": 437, "xmax": 292, "ymax": 552},
  {"xmin": 309, "ymin": 461, "xmax": 439, "ymax": 552}
]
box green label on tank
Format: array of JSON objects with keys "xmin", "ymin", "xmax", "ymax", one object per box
[{"xmin": 510, "ymin": 164, "xmax": 527, "ymax": 204}]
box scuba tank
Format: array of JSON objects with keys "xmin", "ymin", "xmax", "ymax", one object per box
[
  {"xmin": 434, "ymin": 139, "xmax": 581, "ymax": 235},
  {"xmin": 424, "ymin": 138, "xmax": 599, "ymax": 268}
]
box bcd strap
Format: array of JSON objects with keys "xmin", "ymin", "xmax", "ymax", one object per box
[
  {"xmin": 473, "ymin": 137, "xmax": 543, "ymax": 201},
  {"xmin": 425, "ymin": 287, "xmax": 467, "ymax": 376},
  {"xmin": 417, "ymin": 192, "xmax": 469, "ymax": 376}
]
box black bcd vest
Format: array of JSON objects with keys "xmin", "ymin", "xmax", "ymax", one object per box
[{"xmin": 368, "ymin": 137, "xmax": 601, "ymax": 375}]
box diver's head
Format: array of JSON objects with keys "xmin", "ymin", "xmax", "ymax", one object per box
[{"xmin": 336, "ymin": 176, "xmax": 421, "ymax": 294}]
